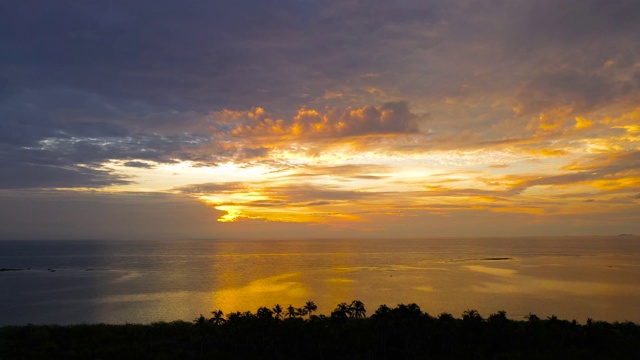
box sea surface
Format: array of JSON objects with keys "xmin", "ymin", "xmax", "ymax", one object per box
[{"xmin": 1, "ymin": 237, "xmax": 639, "ymax": 325}]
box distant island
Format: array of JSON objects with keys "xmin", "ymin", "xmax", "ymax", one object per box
[
  {"xmin": 618, "ymin": 233, "xmax": 635, "ymax": 236},
  {"xmin": 2, "ymin": 301, "xmax": 639, "ymax": 359}
]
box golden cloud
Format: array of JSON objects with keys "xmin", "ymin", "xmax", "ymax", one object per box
[{"xmin": 229, "ymin": 101, "xmax": 419, "ymax": 140}]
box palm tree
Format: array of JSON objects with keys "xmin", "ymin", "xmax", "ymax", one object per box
[
  {"xmin": 525, "ymin": 312, "xmax": 540, "ymax": 323},
  {"xmin": 194, "ymin": 314, "xmax": 206, "ymax": 326},
  {"xmin": 286, "ymin": 304, "xmax": 298, "ymax": 319},
  {"xmin": 333, "ymin": 302, "xmax": 352, "ymax": 318},
  {"xmin": 350, "ymin": 300, "xmax": 366, "ymax": 319},
  {"xmin": 210, "ymin": 309, "xmax": 226, "ymax": 325},
  {"xmin": 488, "ymin": 310, "xmax": 508, "ymax": 324},
  {"xmin": 256, "ymin": 307, "xmax": 273, "ymax": 320},
  {"xmin": 462, "ymin": 309, "xmax": 482, "ymax": 322},
  {"xmin": 373, "ymin": 304, "xmax": 391, "ymax": 317},
  {"xmin": 303, "ymin": 301, "xmax": 317, "ymax": 319},
  {"xmin": 273, "ymin": 304, "xmax": 283, "ymax": 320}
]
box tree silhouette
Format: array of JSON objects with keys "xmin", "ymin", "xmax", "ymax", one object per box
[
  {"xmin": 350, "ymin": 300, "xmax": 366, "ymax": 319},
  {"xmin": 525, "ymin": 312, "xmax": 540, "ymax": 323},
  {"xmin": 462, "ymin": 309, "xmax": 482, "ymax": 322},
  {"xmin": 256, "ymin": 307, "xmax": 274, "ymax": 320},
  {"xmin": 488, "ymin": 310, "xmax": 508, "ymax": 327},
  {"xmin": 396, "ymin": 303, "xmax": 422, "ymax": 318},
  {"xmin": 5, "ymin": 301, "xmax": 640, "ymax": 359},
  {"xmin": 194, "ymin": 314, "xmax": 206, "ymax": 326},
  {"xmin": 209, "ymin": 310, "xmax": 226, "ymax": 325},
  {"xmin": 303, "ymin": 301, "xmax": 317, "ymax": 319},
  {"xmin": 286, "ymin": 304, "xmax": 298, "ymax": 319},
  {"xmin": 273, "ymin": 304, "xmax": 283, "ymax": 320},
  {"xmin": 373, "ymin": 304, "xmax": 391, "ymax": 317},
  {"xmin": 332, "ymin": 302, "xmax": 352, "ymax": 319}
]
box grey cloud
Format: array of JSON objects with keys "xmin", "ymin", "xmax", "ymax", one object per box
[
  {"xmin": 513, "ymin": 0, "xmax": 640, "ymax": 50},
  {"xmin": 176, "ymin": 181, "xmax": 386, "ymax": 204},
  {"xmin": 351, "ymin": 175, "xmax": 387, "ymax": 180},
  {"xmin": 0, "ymin": 0, "xmax": 450, "ymax": 113},
  {"xmin": 123, "ymin": 161, "xmax": 155, "ymax": 169},
  {"xmin": 0, "ymin": 131, "xmax": 218, "ymax": 189},
  {"xmin": 176, "ymin": 182, "xmax": 248, "ymax": 195},
  {"xmin": 3, "ymin": 0, "xmax": 637, "ymax": 116},
  {"xmin": 515, "ymin": 69, "xmax": 638, "ymax": 115},
  {"xmin": 5, "ymin": 1, "xmax": 445, "ymax": 190},
  {"xmin": 0, "ymin": 190, "xmax": 225, "ymax": 240},
  {"xmin": 0, "ymin": 157, "xmax": 131, "ymax": 189},
  {"xmin": 305, "ymin": 201, "xmax": 333, "ymax": 206},
  {"xmin": 1, "ymin": 0, "xmax": 639, "ymax": 191}
]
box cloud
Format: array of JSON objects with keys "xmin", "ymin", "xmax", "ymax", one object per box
[
  {"xmin": 1, "ymin": 0, "xmax": 639, "ymax": 236},
  {"xmin": 177, "ymin": 182, "xmax": 249, "ymax": 195},
  {"xmin": 228, "ymin": 101, "xmax": 420, "ymax": 140},
  {"xmin": 0, "ymin": 190, "xmax": 226, "ymax": 240},
  {"xmin": 122, "ymin": 161, "xmax": 155, "ymax": 169},
  {"xmin": 282, "ymin": 164, "xmax": 392, "ymax": 179},
  {"xmin": 0, "ymin": 158, "xmax": 131, "ymax": 189},
  {"xmin": 0, "ymin": 131, "xmax": 220, "ymax": 188},
  {"xmin": 512, "ymin": 0, "xmax": 640, "ymax": 50},
  {"xmin": 514, "ymin": 69, "xmax": 639, "ymax": 124}
]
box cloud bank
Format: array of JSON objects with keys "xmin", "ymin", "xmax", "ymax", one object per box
[{"xmin": 1, "ymin": 0, "xmax": 639, "ymax": 238}]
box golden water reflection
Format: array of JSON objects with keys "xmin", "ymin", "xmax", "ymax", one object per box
[
  {"xmin": 6, "ymin": 237, "xmax": 638, "ymax": 325},
  {"xmin": 214, "ymin": 273, "xmax": 309, "ymax": 312},
  {"xmin": 202, "ymin": 238, "xmax": 640, "ymax": 322}
]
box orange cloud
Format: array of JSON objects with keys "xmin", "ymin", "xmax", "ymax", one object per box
[
  {"xmin": 230, "ymin": 101, "xmax": 419, "ymax": 140},
  {"xmin": 574, "ymin": 116, "xmax": 594, "ymax": 130}
]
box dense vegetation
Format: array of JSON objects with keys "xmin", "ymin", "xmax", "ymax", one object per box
[{"xmin": 2, "ymin": 301, "xmax": 639, "ymax": 359}]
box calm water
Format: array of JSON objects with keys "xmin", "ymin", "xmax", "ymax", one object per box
[{"xmin": 1, "ymin": 237, "xmax": 639, "ymax": 325}]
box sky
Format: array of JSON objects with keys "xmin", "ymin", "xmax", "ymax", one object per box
[{"xmin": 1, "ymin": 0, "xmax": 639, "ymax": 240}]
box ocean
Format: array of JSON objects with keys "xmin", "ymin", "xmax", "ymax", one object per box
[{"xmin": 1, "ymin": 237, "xmax": 639, "ymax": 325}]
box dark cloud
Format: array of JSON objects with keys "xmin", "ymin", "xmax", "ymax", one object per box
[
  {"xmin": 0, "ymin": 1, "xmax": 439, "ymax": 189},
  {"xmin": 0, "ymin": 190, "xmax": 226, "ymax": 240},
  {"xmin": 0, "ymin": 129, "xmax": 217, "ymax": 188},
  {"xmin": 1, "ymin": 0, "xmax": 639, "ymax": 190},
  {"xmin": 123, "ymin": 161, "xmax": 155, "ymax": 169},
  {"xmin": 0, "ymin": 158, "xmax": 131, "ymax": 189},
  {"xmin": 513, "ymin": 0, "xmax": 640, "ymax": 50},
  {"xmin": 515, "ymin": 69, "xmax": 639, "ymax": 116},
  {"xmin": 2, "ymin": 0, "xmax": 427, "ymax": 110},
  {"xmin": 0, "ymin": 83, "xmax": 227, "ymax": 188}
]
